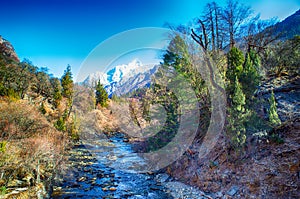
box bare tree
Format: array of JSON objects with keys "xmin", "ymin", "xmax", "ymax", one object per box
[
  {"xmin": 243, "ymin": 15, "xmax": 279, "ymax": 53},
  {"xmin": 191, "ymin": 19, "xmax": 209, "ymax": 51},
  {"xmin": 203, "ymin": 2, "xmax": 223, "ymax": 51},
  {"xmin": 222, "ymin": 0, "xmax": 252, "ymax": 48}
]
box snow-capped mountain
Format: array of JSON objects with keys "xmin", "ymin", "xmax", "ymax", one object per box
[{"xmin": 83, "ymin": 59, "xmax": 159, "ymax": 96}]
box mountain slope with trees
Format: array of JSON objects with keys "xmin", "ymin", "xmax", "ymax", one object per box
[
  {"xmin": 124, "ymin": 1, "xmax": 299, "ymax": 198},
  {"xmin": 0, "ymin": 36, "xmax": 80, "ymax": 198}
]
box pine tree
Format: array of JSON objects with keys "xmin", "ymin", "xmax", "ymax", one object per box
[
  {"xmin": 95, "ymin": 80, "xmax": 108, "ymax": 107},
  {"xmin": 51, "ymin": 77, "xmax": 62, "ymax": 108},
  {"xmin": 61, "ymin": 65, "xmax": 74, "ymax": 102},
  {"xmin": 232, "ymin": 77, "xmax": 246, "ymax": 112},
  {"xmin": 226, "ymin": 47, "xmax": 245, "ymax": 95},
  {"xmin": 268, "ymin": 91, "xmax": 281, "ymax": 126},
  {"xmin": 240, "ymin": 51, "xmax": 260, "ymax": 103},
  {"xmin": 227, "ymin": 77, "xmax": 247, "ymax": 148}
]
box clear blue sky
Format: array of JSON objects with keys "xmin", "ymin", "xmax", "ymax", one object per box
[{"xmin": 1, "ymin": 0, "xmax": 299, "ymax": 81}]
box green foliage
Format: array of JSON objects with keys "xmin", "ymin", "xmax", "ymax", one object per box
[
  {"xmin": 0, "ymin": 141, "xmax": 7, "ymax": 153},
  {"xmin": 0, "ymin": 186, "xmax": 6, "ymax": 195},
  {"xmin": 270, "ymin": 133, "xmax": 284, "ymax": 144},
  {"xmin": 95, "ymin": 80, "xmax": 108, "ymax": 107},
  {"xmin": 33, "ymin": 67, "xmax": 53, "ymax": 97},
  {"xmin": 226, "ymin": 47, "xmax": 245, "ymax": 95},
  {"xmin": 54, "ymin": 116, "xmax": 66, "ymax": 132},
  {"xmin": 231, "ymin": 77, "xmax": 246, "ymax": 112},
  {"xmin": 68, "ymin": 113, "xmax": 80, "ymax": 141},
  {"xmin": 163, "ymin": 35, "xmax": 207, "ymax": 99},
  {"xmin": 138, "ymin": 34, "xmax": 209, "ymax": 152},
  {"xmin": 0, "ymin": 58, "xmax": 33, "ymax": 99},
  {"xmin": 61, "ymin": 65, "xmax": 74, "ymax": 101},
  {"xmin": 265, "ymin": 36, "xmax": 300, "ymax": 76},
  {"xmin": 227, "ymin": 77, "xmax": 247, "ymax": 148},
  {"xmin": 51, "ymin": 77, "xmax": 62, "ymax": 108},
  {"xmin": 268, "ymin": 91, "xmax": 281, "ymax": 127},
  {"xmin": 240, "ymin": 51, "xmax": 260, "ymax": 104}
]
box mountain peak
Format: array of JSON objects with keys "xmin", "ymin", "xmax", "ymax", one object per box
[
  {"xmin": 83, "ymin": 59, "xmax": 159, "ymax": 96},
  {"xmin": 128, "ymin": 58, "xmax": 142, "ymax": 67}
]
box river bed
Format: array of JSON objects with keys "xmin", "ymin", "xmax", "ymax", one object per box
[{"xmin": 51, "ymin": 133, "xmax": 210, "ymax": 199}]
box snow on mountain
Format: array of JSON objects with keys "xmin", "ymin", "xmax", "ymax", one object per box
[
  {"xmin": 83, "ymin": 71, "xmax": 109, "ymax": 86},
  {"xmin": 83, "ymin": 59, "xmax": 159, "ymax": 96}
]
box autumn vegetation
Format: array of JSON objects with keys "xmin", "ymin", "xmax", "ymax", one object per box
[
  {"xmin": 0, "ymin": 40, "xmax": 78, "ymax": 197},
  {"xmin": 0, "ymin": 0, "xmax": 298, "ymax": 198}
]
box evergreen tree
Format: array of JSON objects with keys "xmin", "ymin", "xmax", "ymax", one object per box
[
  {"xmin": 226, "ymin": 47, "xmax": 245, "ymax": 95},
  {"xmin": 61, "ymin": 65, "xmax": 74, "ymax": 102},
  {"xmin": 227, "ymin": 77, "xmax": 247, "ymax": 148},
  {"xmin": 95, "ymin": 80, "xmax": 108, "ymax": 107},
  {"xmin": 268, "ymin": 91, "xmax": 281, "ymax": 126},
  {"xmin": 240, "ymin": 51, "xmax": 260, "ymax": 104},
  {"xmin": 163, "ymin": 35, "xmax": 206, "ymax": 99},
  {"xmin": 51, "ymin": 77, "xmax": 62, "ymax": 108}
]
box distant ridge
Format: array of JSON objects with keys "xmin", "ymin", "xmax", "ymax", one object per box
[{"xmin": 273, "ymin": 9, "xmax": 300, "ymax": 40}]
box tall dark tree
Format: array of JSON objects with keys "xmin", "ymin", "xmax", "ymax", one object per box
[
  {"xmin": 227, "ymin": 77, "xmax": 247, "ymax": 148},
  {"xmin": 95, "ymin": 80, "xmax": 108, "ymax": 107},
  {"xmin": 226, "ymin": 47, "xmax": 245, "ymax": 96},
  {"xmin": 240, "ymin": 50, "xmax": 260, "ymax": 104},
  {"xmin": 50, "ymin": 77, "xmax": 62, "ymax": 108},
  {"xmin": 61, "ymin": 65, "xmax": 74, "ymax": 102}
]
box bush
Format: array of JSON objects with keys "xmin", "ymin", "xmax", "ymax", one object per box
[
  {"xmin": 0, "ymin": 100, "xmax": 66, "ymax": 188},
  {"xmin": 54, "ymin": 116, "xmax": 66, "ymax": 132},
  {"xmin": 268, "ymin": 91, "xmax": 281, "ymax": 127}
]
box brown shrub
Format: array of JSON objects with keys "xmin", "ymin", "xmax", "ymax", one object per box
[{"xmin": 0, "ymin": 100, "xmax": 67, "ymax": 190}]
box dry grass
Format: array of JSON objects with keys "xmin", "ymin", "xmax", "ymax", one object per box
[{"xmin": 0, "ymin": 99, "xmax": 67, "ymax": 197}]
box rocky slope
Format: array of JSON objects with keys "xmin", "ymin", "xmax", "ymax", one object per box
[
  {"xmin": 0, "ymin": 35, "xmax": 19, "ymax": 62},
  {"xmin": 165, "ymin": 75, "xmax": 300, "ymax": 198}
]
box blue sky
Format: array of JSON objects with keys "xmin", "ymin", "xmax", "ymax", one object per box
[{"xmin": 1, "ymin": 0, "xmax": 299, "ymax": 81}]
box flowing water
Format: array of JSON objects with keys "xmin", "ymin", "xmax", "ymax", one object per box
[{"xmin": 51, "ymin": 133, "xmax": 209, "ymax": 199}]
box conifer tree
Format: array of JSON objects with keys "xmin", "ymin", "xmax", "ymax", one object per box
[
  {"xmin": 95, "ymin": 80, "xmax": 108, "ymax": 107},
  {"xmin": 240, "ymin": 51, "xmax": 260, "ymax": 103},
  {"xmin": 226, "ymin": 47, "xmax": 244, "ymax": 96},
  {"xmin": 227, "ymin": 77, "xmax": 247, "ymax": 148},
  {"xmin": 268, "ymin": 91, "xmax": 281, "ymax": 126},
  {"xmin": 61, "ymin": 65, "xmax": 74, "ymax": 102},
  {"xmin": 51, "ymin": 77, "xmax": 62, "ymax": 108}
]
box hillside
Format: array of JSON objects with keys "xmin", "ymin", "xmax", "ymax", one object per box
[
  {"xmin": 0, "ymin": 36, "xmax": 77, "ymax": 198},
  {"xmin": 273, "ymin": 9, "xmax": 300, "ymax": 40}
]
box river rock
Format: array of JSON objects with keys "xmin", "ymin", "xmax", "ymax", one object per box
[
  {"xmin": 77, "ymin": 176, "xmax": 87, "ymax": 182},
  {"xmin": 227, "ymin": 185, "xmax": 239, "ymax": 196},
  {"xmin": 109, "ymin": 187, "xmax": 117, "ymax": 191}
]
